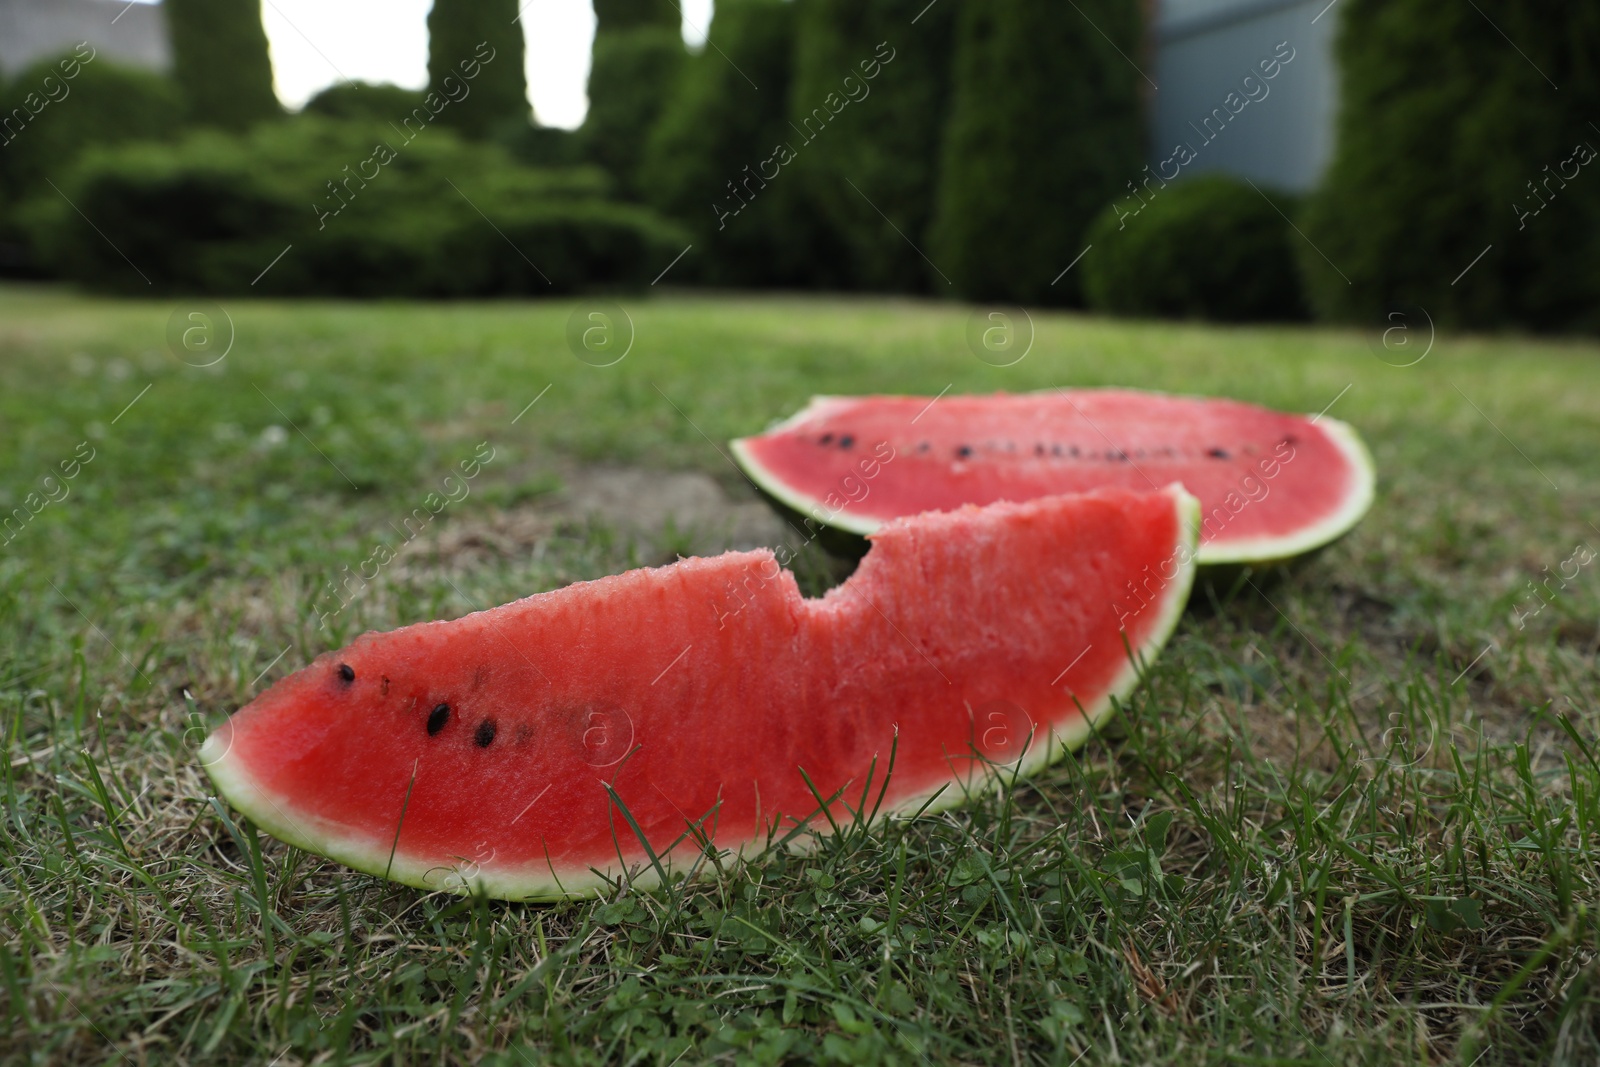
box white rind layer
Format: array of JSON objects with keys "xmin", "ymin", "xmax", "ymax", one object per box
[
  {"xmin": 202, "ymin": 488, "xmax": 1200, "ymax": 902},
  {"xmin": 732, "ymin": 393, "xmax": 1377, "ymax": 565},
  {"xmin": 1187, "ymin": 414, "xmax": 1375, "ymax": 565}
]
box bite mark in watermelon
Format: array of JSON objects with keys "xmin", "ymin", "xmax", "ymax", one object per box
[
  {"xmin": 731, "ymin": 390, "xmax": 1375, "ymax": 565},
  {"xmin": 201, "ymin": 487, "xmax": 1198, "ymax": 900}
]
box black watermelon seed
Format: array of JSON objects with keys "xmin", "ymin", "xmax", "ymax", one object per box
[
  {"xmin": 475, "ymin": 719, "xmax": 497, "ymax": 748},
  {"xmin": 1111, "ymin": 449, "xmax": 1128, "ymax": 462},
  {"xmin": 337, "ymin": 663, "xmax": 355, "ymax": 683},
  {"xmin": 1207, "ymin": 447, "xmax": 1230, "ymax": 460},
  {"xmin": 427, "ymin": 704, "xmax": 450, "ymax": 735},
  {"xmin": 1034, "ymin": 443, "xmax": 1045, "ymax": 456},
  {"xmin": 839, "ymin": 434, "xmax": 855, "ymax": 449},
  {"xmin": 818, "ymin": 433, "xmax": 834, "ymax": 445},
  {"xmin": 917, "ymin": 442, "xmax": 930, "ymax": 453},
  {"xmin": 956, "ymin": 445, "xmax": 973, "ymax": 459}
]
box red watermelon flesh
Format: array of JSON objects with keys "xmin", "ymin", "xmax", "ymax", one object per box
[
  {"xmin": 201, "ymin": 487, "xmax": 1198, "ymax": 900},
  {"xmin": 731, "ymin": 390, "xmax": 1375, "ymax": 565}
]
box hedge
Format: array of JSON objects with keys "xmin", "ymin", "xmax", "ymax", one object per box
[
  {"xmin": 0, "ymin": 56, "xmax": 184, "ymax": 273},
  {"xmin": 24, "ymin": 118, "xmax": 687, "ymax": 296},
  {"xmin": 1083, "ymin": 175, "xmax": 1307, "ymax": 321},
  {"xmin": 303, "ymin": 82, "xmax": 428, "ymax": 124}
]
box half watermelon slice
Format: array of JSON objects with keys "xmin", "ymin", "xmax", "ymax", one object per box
[
  {"xmin": 731, "ymin": 390, "xmax": 1375, "ymax": 566},
  {"xmin": 202, "ymin": 487, "xmax": 1198, "ymax": 900}
]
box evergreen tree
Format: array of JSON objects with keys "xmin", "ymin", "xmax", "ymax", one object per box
[
  {"xmin": 426, "ymin": 0, "xmax": 529, "ymax": 139},
  {"xmin": 930, "ymin": 0, "xmax": 1143, "ymax": 304},
  {"xmin": 582, "ymin": 27, "xmax": 685, "ymax": 197},
  {"xmin": 593, "ymin": 0, "xmax": 679, "ymax": 33},
  {"xmin": 789, "ymin": 0, "xmax": 958, "ymax": 291},
  {"xmin": 165, "ymin": 0, "xmax": 280, "ymax": 129},
  {"xmin": 644, "ymin": 0, "xmax": 844, "ymax": 286},
  {"xmin": 1300, "ymin": 0, "xmax": 1600, "ymax": 331}
]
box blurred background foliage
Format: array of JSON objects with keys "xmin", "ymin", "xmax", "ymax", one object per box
[{"xmin": 0, "ymin": 0, "xmax": 1597, "ymax": 330}]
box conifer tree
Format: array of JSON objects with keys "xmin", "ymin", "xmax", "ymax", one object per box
[
  {"xmin": 789, "ymin": 0, "xmax": 958, "ymax": 291},
  {"xmin": 931, "ymin": 0, "xmax": 1143, "ymax": 304},
  {"xmin": 1301, "ymin": 0, "xmax": 1600, "ymax": 330},
  {"xmin": 593, "ymin": 0, "xmax": 679, "ymax": 33},
  {"xmin": 583, "ymin": 27, "xmax": 685, "ymax": 196},
  {"xmin": 645, "ymin": 0, "xmax": 844, "ymax": 285},
  {"xmin": 165, "ymin": 0, "xmax": 281, "ymax": 129},
  {"xmin": 426, "ymin": 0, "xmax": 529, "ymax": 139}
]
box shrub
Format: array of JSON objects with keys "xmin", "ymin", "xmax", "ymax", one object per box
[
  {"xmin": 1301, "ymin": 0, "xmax": 1600, "ymax": 331},
  {"xmin": 0, "ymin": 55, "xmax": 185, "ymax": 274},
  {"xmin": 499, "ymin": 125, "xmax": 585, "ymax": 168},
  {"xmin": 581, "ymin": 27, "xmax": 685, "ymax": 198},
  {"xmin": 1082, "ymin": 175, "xmax": 1307, "ymax": 322},
  {"xmin": 302, "ymin": 82, "xmax": 428, "ymax": 123},
  {"xmin": 426, "ymin": 0, "xmax": 530, "ymax": 140},
  {"xmin": 789, "ymin": 0, "xmax": 958, "ymax": 292},
  {"xmin": 644, "ymin": 0, "xmax": 846, "ymax": 287},
  {"xmin": 164, "ymin": 0, "xmax": 280, "ymax": 129},
  {"xmin": 24, "ymin": 118, "xmax": 686, "ymax": 296},
  {"xmin": 931, "ymin": 0, "xmax": 1143, "ymax": 305}
]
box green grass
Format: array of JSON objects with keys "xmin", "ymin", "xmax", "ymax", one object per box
[{"xmin": 1, "ymin": 283, "xmax": 1598, "ymax": 1064}]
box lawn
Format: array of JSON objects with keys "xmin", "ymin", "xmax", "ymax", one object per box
[{"xmin": 1, "ymin": 283, "xmax": 1597, "ymax": 1065}]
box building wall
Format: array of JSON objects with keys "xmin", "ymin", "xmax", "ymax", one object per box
[
  {"xmin": 0, "ymin": 0, "xmax": 169, "ymax": 78},
  {"xmin": 1150, "ymin": 0, "xmax": 1339, "ymax": 192}
]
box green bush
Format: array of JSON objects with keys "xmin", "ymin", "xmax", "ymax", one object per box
[
  {"xmin": 789, "ymin": 0, "xmax": 958, "ymax": 291},
  {"xmin": 165, "ymin": 0, "xmax": 280, "ymax": 129},
  {"xmin": 499, "ymin": 125, "xmax": 585, "ymax": 168},
  {"xmin": 24, "ymin": 118, "xmax": 687, "ymax": 296},
  {"xmin": 581, "ymin": 27, "xmax": 685, "ymax": 198},
  {"xmin": 302, "ymin": 82, "xmax": 427, "ymax": 123},
  {"xmin": 1082, "ymin": 176, "xmax": 1307, "ymax": 322},
  {"xmin": 593, "ymin": 0, "xmax": 679, "ymax": 32},
  {"xmin": 931, "ymin": 0, "xmax": 1143, "ymax": 305},
  {"xmin": 1302, "ymin": 0, "xmax": 1600, "ymax": 331},
  {"xmin": 644, "ymin": 0, "xmax": 846, "ymax": 287},
  {"xmin": 426, "ymin": 0, "xmax": 529, "ymax": 140},
  {"xmin": 0, "ymin": 55, "xmax": 185, "ymax": 273}
]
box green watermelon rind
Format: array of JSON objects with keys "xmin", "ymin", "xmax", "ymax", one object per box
[
  {"xmin": 878, "ymin": 485, "xmax": 1201, "ymax": 813},
  {"xmin": 730, "ymin": 391, "xmax": 1377, "ymax": 566},
  {"xmin": 203, "ymin": 725, "xmax": 628, "ymax": 901},
  {"xmin": 1185, "ymin": 414, "xmax": 1376, "ymax": 565},
  {"xmin": 200, "ymin": 488, "xmax": 1200, "ymax": 902}
]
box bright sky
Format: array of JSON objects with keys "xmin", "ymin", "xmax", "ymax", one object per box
[{"xmin": 249, "ymin": 0, "xmax": 714, "ymax": 129}]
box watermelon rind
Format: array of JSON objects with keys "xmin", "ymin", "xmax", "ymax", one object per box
[
  {"xmin": 882, "ymin": 485, "xmax": 1201, "ymax": 816},
  {"xmin": 730, "ymin": 390, "xmax": 1377, "ymax": 567},
  {"xmin": 201, "ymin": 488, "xmax": 1200, "ymax": 902},
  {"xmin": 203, "ymin": 726, "xmax": 630, "ymax": 900},
  {"xmin": 207, "ymin": 693, "xmax": 674, "ymax": 899},
  {"xmin": 731, "ymin": 395, "xmax": 879, "ymax": 536},
  {"xmin": 1178, "ymin": 414, "xmax": 1375, "ymax": 565}
]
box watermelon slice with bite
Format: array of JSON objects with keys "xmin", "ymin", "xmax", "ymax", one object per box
[
  {"xmin": 201, "ymin": 487, "xmax": 1198, "ymax": 901},
  {"xmin": 731, "ymin": 390, "xmax": 1375, "ymax": 565}
]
